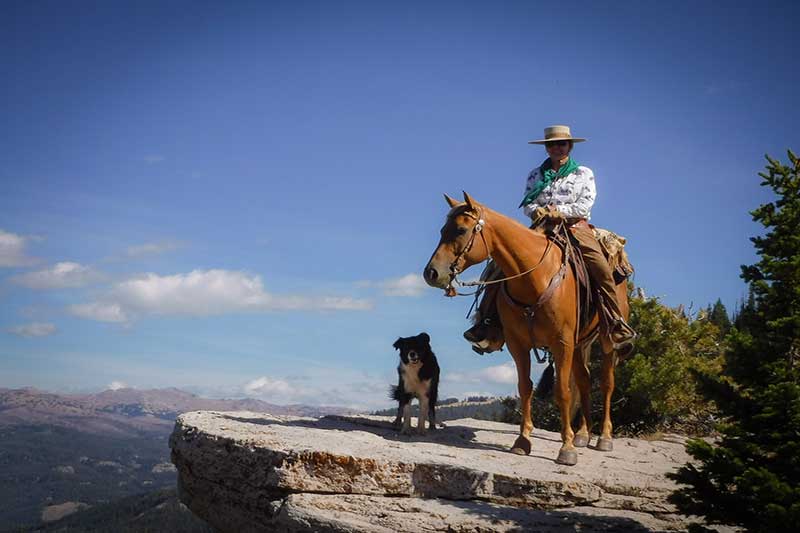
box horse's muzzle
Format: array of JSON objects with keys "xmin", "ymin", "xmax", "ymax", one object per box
[
  {"xmin": 424, "ymin": 265, "xmax": 439, "ymax": 284},
  {"xmin": 423, "ymin": 264, "xmax": 449, "ymax": 288}
]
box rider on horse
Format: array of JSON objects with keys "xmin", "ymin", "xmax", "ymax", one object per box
[{"xmin": 465, "ymin": 125, "xmax": 637, "ymax": 357}]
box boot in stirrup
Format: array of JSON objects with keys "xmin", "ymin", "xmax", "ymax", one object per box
[{"xmin": 609, "ymin": 317, "xmax": 637, "ymax": 359}]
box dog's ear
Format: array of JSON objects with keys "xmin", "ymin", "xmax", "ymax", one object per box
[
  {"xmin": 418, "ymin": 332, "xmax": 430, "ymax": 345},
  {"xmin": 392, "ymin": 337, "xmax": 404, "ymax": 350}
]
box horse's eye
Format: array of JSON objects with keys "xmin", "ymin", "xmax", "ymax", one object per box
[{"xmin": 457, "ymin": 227, "xmax": 468, "ymax": 236}]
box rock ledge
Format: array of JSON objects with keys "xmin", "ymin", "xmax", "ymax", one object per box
[{"xmin": 170, "ymin": 411, "xmax": 698, "ymax": 532}]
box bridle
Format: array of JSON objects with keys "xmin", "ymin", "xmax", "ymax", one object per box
[{"xmin": 443, "ymin": 208, "xmax": 488, "ymax": 296}]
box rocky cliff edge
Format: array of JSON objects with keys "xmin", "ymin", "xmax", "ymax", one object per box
[{"xmin": 169, "ymin": 411, "xmax": 705, "ymax": 532}]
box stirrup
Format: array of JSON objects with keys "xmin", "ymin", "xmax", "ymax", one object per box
[
  {"xmin": 615, "ymin": 342, "xmax": 635, "ymax": 359},
  {"xmin": 610, "ymin": 317, "xmax": 637, "ymax": 356},
  {"xmin": 611, "ymin": 316, "xmax": 636, "ymax": 336}
]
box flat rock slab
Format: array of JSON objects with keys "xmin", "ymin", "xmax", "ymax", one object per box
[{"xmin": 170, "ymin": 411, "xmax": 698, "ymax": 532}]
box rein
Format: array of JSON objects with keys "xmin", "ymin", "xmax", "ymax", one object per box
[
  {"xmin": 444, "ymin": 210, "xmax": 554, "ymax": 297},
  {"xmin": 460, "ymin": 239, "xmax": 554, "ymax": 288}
]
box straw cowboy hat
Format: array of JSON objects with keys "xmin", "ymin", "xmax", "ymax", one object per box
[{"xmin": 528, "ymin": 124, "xmax": 586, "ymax": 144}]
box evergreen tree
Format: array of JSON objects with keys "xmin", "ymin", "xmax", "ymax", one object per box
[
  {"xmin": 708, "ymin": 298, "xmax": 731, "ymax": 335},
  {"xmin": 669, "ymin": 151, "xmax": 800, "ymax": 532}
]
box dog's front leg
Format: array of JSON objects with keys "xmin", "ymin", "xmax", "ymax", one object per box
[
  {"xmin": 392, "ymin": 404, "xmax": 403, "ymax": 428},
  {"xmin": 401, "ymin": 402, "xmax": 413, "ymax": 435},
  {"xmin": 417, "ymin": 397, "xmax": 429, "ymax": 435}
]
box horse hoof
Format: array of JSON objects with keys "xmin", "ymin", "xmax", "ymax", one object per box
[
  {"xmin": 556, "ymin": 449, "xmax": 578, "ymax": 466},
  {"xmin": 511, "ymin": 436, "xmax": 531, "ymax": 455},
  {"xmin": 573, "ymin": 434, "xmax": 590, "ymax": 448},
  {"xmin": 596, "ymin": 437, "xmax": 613, "ymax": 452}
]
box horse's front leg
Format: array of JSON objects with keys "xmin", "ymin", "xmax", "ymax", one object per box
[
  {"xmin": 572, "ymin": 343, "xmax": 592, "ymax": 448},
  {"xmin": 596, "ymin": 351, "xmax": 616, "ymax": 451},
  {"xmin": 553, "ymin": 337, "xmax": 578, "ymax": 465},
  {"xmin": 507, "ymin": 339, "xmax": 533, "ymax": 455}
]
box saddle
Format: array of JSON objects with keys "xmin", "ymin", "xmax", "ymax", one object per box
[
  {"xmin": 593, "ymin": 227, "xmax": 635, "ymax": 283},
  {"xmin": 465, "ymin": 224, "xmax": 633, "ymax": 355}
]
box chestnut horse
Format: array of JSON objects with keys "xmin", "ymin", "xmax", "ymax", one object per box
[{"xmin": 423, "ymin": 192, "xmax": 629, "ymax": 465}]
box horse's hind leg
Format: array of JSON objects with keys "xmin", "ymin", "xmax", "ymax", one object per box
[
  {"xmin": 597, "ymin": 350, "xmax": 616, "ymax": 451},
  {"xmin": 508, "ymin": 339, "xmax": 533, "ymax": 455},
  {"xmin": 571, "ymin": 343, "xmax": 592, "ymax": 448}
]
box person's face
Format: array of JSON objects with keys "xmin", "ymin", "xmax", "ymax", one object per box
[{"xmin": 545, "ymin": 140, "xmax": 571, "ymax": 160}]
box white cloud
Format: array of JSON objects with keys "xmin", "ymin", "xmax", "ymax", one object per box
[
  {"xmin": 480, "ymin": 362, "xmax": 518, "ymax": 384},
  {"xmin": 107, "ymin": 381, "xmax": 128, "ymax": 391},
  {"xmin": 241, "ymin": 373, "xmax": 390, "ymax": 410},
  {"xmin": 443, "ymin": 362, "xmax": 519, "ymax": 386},
  {"xmin": 359, "ymin": 273, "xmax": 428, "ymax": 297},
  {"xmin": 244, "ymin": 376, "xmax": 297, "ymax": 398},
  {"xmin": 125, "ymin": 242, "xmax": 181, "ymax": 258},
  {"xmin": 0, "ymin": 229, "xmax": 37, "ymax": 267},
  {"xmin": 10, "ymin": 262, "xmax": 105, "ymax": 289},
  {"xmin": 69, "ymin": 269, "xmax": 372, "ymax": 323},
  {"xmin": 443, "ymin": 371, "xmax": 480, "ymax": 384},
  {"xmin": 6, "ymin": 322, "xmax": 57, "ymax": 338},
  {"xmin": 68, "ymin": 302, "xmax": 129, "ymax": 323}
]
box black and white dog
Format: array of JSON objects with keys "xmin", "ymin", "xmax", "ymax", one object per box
[{"xmin": 390, "ymin": 332, "xmax": 440, "ymax": 434}]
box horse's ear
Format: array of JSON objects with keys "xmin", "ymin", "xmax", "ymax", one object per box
[
  {"xmin": 444, "ymin": 194, "xmax": 459, "ymax": 208},
  {"xmin": 418, "ymin": 332, "xmax": 430, "ymax": 345},
  {"xmin": 392, "ymin": 338, "xmax": 404, "ymax": 350},
  {"xmin": 462, "ymin": 191, "xmax": 477, "ymax": 209}
]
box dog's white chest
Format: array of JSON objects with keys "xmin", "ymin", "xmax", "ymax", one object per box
[{"xmin": 401, "ymin": 363, "xmax": 431, "ymax": 398}]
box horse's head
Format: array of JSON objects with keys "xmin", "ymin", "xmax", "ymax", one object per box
[{"xmin": 423, "ymin": 191, "xmax": 490, "ymax": 291}]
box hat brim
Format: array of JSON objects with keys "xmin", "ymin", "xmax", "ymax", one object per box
[{"xmin": 528, "ymin": 137, "xmax": 586, "ymax": 145}]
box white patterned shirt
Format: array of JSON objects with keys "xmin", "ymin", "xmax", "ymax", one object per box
[{"xmin": 521, "ymin": 164, "xmax": 597, "ymax": 221}]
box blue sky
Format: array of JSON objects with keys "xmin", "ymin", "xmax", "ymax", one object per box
[{"xmin": 1, "ymin": 1, "xmax": 798, "ymax": 410}]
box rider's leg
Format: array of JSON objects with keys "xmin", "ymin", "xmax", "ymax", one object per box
[
  {"xmin": 570, "ymin": 224, "xmax": 636, "ymax": 355},
  {"xmin": 463, "ymin": 262, "xmax": 505, "ymax": 353},
  {"xmin": 464, "ymin": 283, "xmax": 504, "ymax": 353}
]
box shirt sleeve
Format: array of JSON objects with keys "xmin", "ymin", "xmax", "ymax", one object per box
[
  {"xmin": 521, "ymin": 168, "xmax": 544, "ymax": 219},
  {"xmin": 556, "ymin": 166, "xmax": 596, "ymax": 219}
]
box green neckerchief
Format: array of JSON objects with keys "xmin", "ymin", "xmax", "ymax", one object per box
[{"xmin": 518, "ymin": 157, "xmax": 580, "ymax": 208}]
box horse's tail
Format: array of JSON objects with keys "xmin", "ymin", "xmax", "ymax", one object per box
[
  {"xmin": 534, "ymin": 359, "xmax": 583, "ymax": 422},
  {"xmin": 534, "ymin": 361, "xmax": 554, "ymax": 400}
]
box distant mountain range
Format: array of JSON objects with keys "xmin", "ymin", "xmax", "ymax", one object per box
[
  {"xmin": 0, "ymin": 387, "xmax": 358, "ymax": 530},
  {"xmin": 0, "ymin": 386, "xmax": 358, "ymax": 438}
]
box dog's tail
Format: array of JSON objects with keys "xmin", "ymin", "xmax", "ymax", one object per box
[{"xmin": 389, "ymin": 385, "xmax": 402, "ymax": 401}]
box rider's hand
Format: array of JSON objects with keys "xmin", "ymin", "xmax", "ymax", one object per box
[
  {"xmin": 531, "ymin": 206, "xmax": 549, "ymax": 225},
  {"xmin": 546, "ymin": 205, "xmax": 565, "ymax": 221}
]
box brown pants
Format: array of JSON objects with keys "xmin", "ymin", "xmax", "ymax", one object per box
[{"xmin": 569, "ymin": 222, "xmax": 625, "ymax": 325}]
